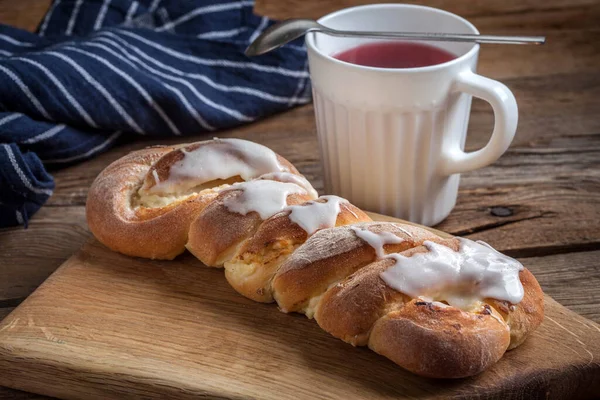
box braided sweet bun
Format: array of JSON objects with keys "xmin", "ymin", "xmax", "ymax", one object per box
[
  {"xmin": 86, "ymin": 139, "xmax": 319, "ymax": 260},
  {"xmin": 272, "ymin": 223, "xmax": 543, "ymax": 378},
  {"xmin": 86, "ymin": 138, "xmax": 544, "ymax": 378}
]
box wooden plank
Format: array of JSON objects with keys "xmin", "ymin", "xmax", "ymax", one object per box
[
  {"xmin": 437, "ymin": 182, "xmax": 600, "ymax": 257},
  {"xmin": 524, "ymin": 251, "xmax": 600, "ymax": 324},
  {"xmin": 255, "ymin": 0, "xmax": 600, "ymax": 25},
  {"xmin": 467, "ymin": 73, "xmax": 600, "ymax": 148},
  {"xmin": 0, "ymin": 231, "xmax": 598, "ymax": 400},
  {"xmin": 0, "ymin": 207, "xmax": 89, "ymax": 302},
  {"xmin": 461, "ymin": 137, "xmax": 600, "ymax": 186},
  {"xmin": 477, "ymin": 31, "xmax": 600, "ymax": 79},
  {"xmin": 0, "ymin": 0, "xmax": 50, "ymax": 32},
  {"xmin": 0, "ymin": 315, "xmax": 45, "ymax": 399}
]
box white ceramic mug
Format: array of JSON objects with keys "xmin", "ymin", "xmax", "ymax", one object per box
[{"xmin": 306, "ymin": 4, "xmax": 518, "ymax": 226}]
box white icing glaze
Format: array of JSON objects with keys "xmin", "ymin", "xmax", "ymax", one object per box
[
  {"xmin": 380, "ymin": 239, "xmax": 524, "ymax": 310},
  {"xmin": 151, "ymin": 138, "xmax": 288, "ymax": 193},
  {"xmin": 350, "ymin": 226, "xmax": 404, "ymax": 258},
  {"xmin": 222, "ymin": 180, "xmax": 307, "ymax": 220},
  {"xmin": 152, "ymin": 169, "xmax": 160, "ymax": 184},
  {"xmin": 287, "ymin": 195, "xmax": 349, "ymax": 235},
  {"xmin": 258, "ymin": 172, "xmax": 318, "ymax": 199}
]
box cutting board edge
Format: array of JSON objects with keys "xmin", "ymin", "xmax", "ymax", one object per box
[
  {"xmin": 1, "ymin": 293, "xmax": 600, "ymax": 400},
  {"xmin": 0, "ymin": 351, "xmax": 242, "ymax": 400}
]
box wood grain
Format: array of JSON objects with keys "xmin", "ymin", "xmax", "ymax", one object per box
[
  {"xmin": 0, "ymin": 225, "xmax": 599, "ymax": 400},
  {"xmin": 524, "ymin": 250, "xmax": 600, "ymax": 323},
  {"xmin": 1, "ymin": 0, "xmax": 600, "ymax": 398},
  {"xmin": 255, "ymin": 0, "xmax": 600, "ymax": 22}
]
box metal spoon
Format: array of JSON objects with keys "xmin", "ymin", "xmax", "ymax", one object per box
[{"xmin": 245, "ymin": 19, "xmax": 546, "ymax": 56}]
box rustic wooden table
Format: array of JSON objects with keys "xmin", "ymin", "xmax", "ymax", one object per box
[{"xmin": 1, "ymin": 0, "xmax": 599, "ymax": 398}]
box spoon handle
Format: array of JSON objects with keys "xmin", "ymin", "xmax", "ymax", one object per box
[{"xmin": 322, "ymin": 29, "xmax": 546, "ymax": 45}]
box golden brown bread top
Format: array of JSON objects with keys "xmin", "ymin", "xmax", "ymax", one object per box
[
  {"xmin": 272, "ymin": 222, "xmax": 457, "ymax": 315},
  {"xmin": 235, "ymin": 198, "xmax": 370, "ymax": 257},
  {"xmin": 224, "ymin": 198, "xmax": 372, "ymax": 302},
  {"xmin": 86, "ymin": 145, "xmax": 218, "ymax": 260},
  {"xmin": 186, "ymin": 187, "xmax": 314, "ymax": 267}
]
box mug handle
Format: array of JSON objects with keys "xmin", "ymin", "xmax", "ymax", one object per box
[{"xmin": 439, "ymin": 70, "xmax": 518, "ymax": 175}]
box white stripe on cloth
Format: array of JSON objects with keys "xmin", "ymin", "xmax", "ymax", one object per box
[
  {"xmin": 94, "ymin": 0, "xmax": 112, "ymax": 30},
  {"xmin": 155, "ymin": 1, "xmax": 253, "ymax": 32},
  {"xmin": 197, "ymin": 28, "xmax": 244, "ymax": 39},
  {"xmin": 248, "ymin": 16, "xmax": 268, "ymax": 44},
  {"xmin": 0, "ymin": 65, "xmax": 52, "ymax": 120},
  {"xmin": 66, "ymin": 0, "xmax": 84, "ymax": 36},
  {"xmin": 114, "ymin": 30, "xmax": 309, "ymax": 78},
  {"xmin": 0, "ymin": 49, "xmax": 13, "ymax": 57},
  {"xmin": 82, "ymin": 41, "xmax": 215, "ymax": 130},
  {"xmin": 282, "ymin": 44, "xmax": 306, "ymax": 52},
  {"xmin": 287, "ymin": 60, "xmax": 309, "ymax": 106},
  {"xmin": 2, "ymin": 144, "xmax": 54, "ymax": 196},
  {"xmin": 64, "ymin": 46, "xmax": 181, "ymax": 135},
  {"xmin": 85, "ymin": 39, "xmax": 249, "ymax": 122},
  {"xmin": 22, "ymin": 124, "xmax": 66, "ymax": 144},
  {"xmin": 97, "ymin": 33, "xmax": 307, "ymax": 103},
  {"xmin": 13, "ymin": 58, "xmax": 98, "ymax": 128},
  {"xmin": 157, "ymin": 8, "xmax": 172, "ymax": 29},
  {"xmin": 162, "ymin": 81, "xmax": 216, "ymax": 129},
  {"xmin": 125, "ymin": 1, "xmax": 139, "ymax": 22},
  {"xmin": 42, "ymin": 131, "xmax": 121, "ymax": 164},
  {"xmin": 38, "ymin": 0, "xmax": 61, "ymax": 37},
  {"xmin": 15, "ymin": 210, "xmax": 24, "ymax": 225},
  {"xmin": 148, "ymin": 0, "xmax": 161, "ymax": 12},
  {"xmin": 0, "ymin": 34, "xmax": 35, "ymax": 47},
  {"xmin": 46, "ymin": 51, "xmax": 145, "ymax": 134},
  {"xmin": 0, "ymin": 113, "xmax": 22, "ymax": 127}
]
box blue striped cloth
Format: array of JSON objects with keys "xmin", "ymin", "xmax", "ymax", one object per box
[{"xmin": 0, "ymin": 0, "xmax": 310, "ymax": 228}]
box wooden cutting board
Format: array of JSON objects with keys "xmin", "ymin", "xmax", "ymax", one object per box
[{"xmin": 0, "ymin": 213, "xmax": 599, "ymax": 400}]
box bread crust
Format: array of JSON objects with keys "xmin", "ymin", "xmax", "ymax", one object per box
[
  {"xmin": 272, "ymin": 222, "xmax": 456, "ymax": 315},
  {"xmin": 86, "ymin": 140, "xmax": 308, "ymax": 260},
  {"xmin": 368, "ymin": 299, "xmax": 510, "ymax": 378},
  {"xmin": 186, "ymin": 189, "xmax": 313, "ymax": 267},
  {"xmin": 224, "ymin": 200, "xmax": 371, "ymax": 302},
  {"xmin": 86, "ymin": 146, "xmax": 218, "ymax": 260},
  {"xmin": 489, "ymin": 268, "xmax": 545, "ymax": 349}
]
